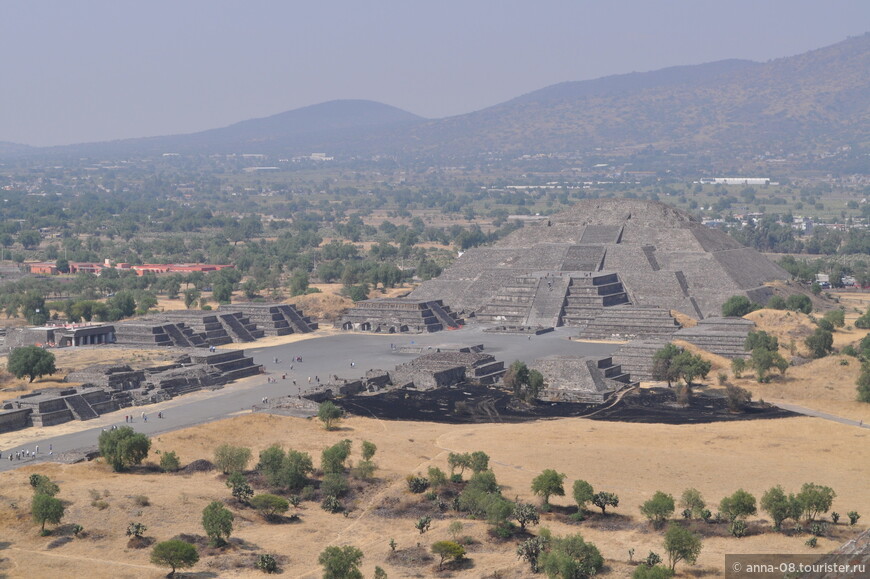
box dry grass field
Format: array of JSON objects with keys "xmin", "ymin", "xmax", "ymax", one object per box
[
  {"xmin": 0, "ymin": 413, "xmax": 866, "ymax": 578},
  {"xmin": 0, "ymin": 292, "xmax": 867, "ymax": 578}
]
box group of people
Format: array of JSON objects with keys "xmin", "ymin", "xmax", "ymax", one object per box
[
  {"xmin": 3, "ymin": 443, "xmax": 52, "ymax": 461},
  {"xmin": 123, "ymin": 411, "xmax": 164, "ymax": 423}
]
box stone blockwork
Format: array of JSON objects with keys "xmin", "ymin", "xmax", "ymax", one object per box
[
  {"xmin": 336, "ymin": 298, "xmax": 462, "ymax": 334},
  {"xmin": 222, "ymin": 303, "xmax": 319, "ymax": 335},
  {"xmin": 0, "ymin": 350, "xmax": 262, "ymax": 434},
  {"xmin": 532, "ymin": 356, "xmax": 633, "ymax": 403},
  {"xmin": 410, "ymin": 199, "xmax": 788, "ymax": 321},
  {"xmin": 612, "ymin": 339, "xmax": 671, "ymax": 382},
  {"xmin": 673, "ymin": 317, "xmax": 754, "ymax": 359},
  {"xmin": 390, "ymin": 351, "xmax": 505, "ymax": 390},
  {"xmin": 575, "ymin": 305, "xmax": 681, "ymax": 341}
]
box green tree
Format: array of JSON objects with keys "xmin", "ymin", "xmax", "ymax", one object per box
[
  {"xmin": 796, "ymin": 483, "xmax": 836, "ymax": 522},
  {"xmin": 719, "ymin": 489, "xmax": 757, "ymax": 522},
  {"xmin": 805, "ymin": 328, "xmax": 834, "ymax": 359},
  {"xmin": 288, "ymin": 270, "xmax": 309, "ymax": 296},
  {"xmin": 503, "ymin": 360, "xmax": 544, "ymax": 401},
  {"xmin": 858, "ymin": 362, "xmax": 870, "ymax": 403},
  {"xmin": 318, "ymin": 400, "xmax": 343, "ymax": 430},
  {"xmin": 641, "ymin": 491, "xmax": 676, "ymax": 529},
  {"xmin": 531, "ymin": 469, "xmax": 566, "ymax": 508},
  {"xmin": 213, "ymin": 444, "xmax": 252, "ymax": 475},
  {"xmin": 745, "ymin": 330, "xmax": 779, "ymax": 352},
  {"xmin": 447, "ymin": 452, "xmax": 471, "ymax": 478},
  {"xmin": 431, "ymin": 540, "xmax": 466, "ymax": 570},
  {"xmin": 182, "ymin": 288, "xmax": 200, "ymax": 309},
  {"xmin": 201, "ymin": 501, "xmax": 234, "ymax": 547},
  {"xmin": 29, "ymin": 473, "xmax": 59, "ymax": 496},
  {"xmin": 250, "ymin": 494, "xmax": 290, "ymax": 519},
  {"xmin": 469, "ymin": 451, "xmax": 490, "ymax": 473},
  {"xmin": 786, "ymin": 294, "xmax": 813, "ymax": 314},
  {"xmin": 512, "ymin": 501, "xmax": 540, "ymax": 531},
  {"xmin": 679, "ymin": 488, "xmax": 706, "ymax": 519},
  {"xmin": 160, "ymin": 450, "xmax": 181, "ymax": 473},
  {"xmin": 150, "ymin": 540, "xmax": 199, "ymax": 578},
  {"xmin": 32, "ymin": 492, "xmax": 64, "ymax": 533},
  {"xmin": 722, "ymin": 295, "xmax": 759, "ymax": 317},
  {"xmin": 663, "ymin": 522, "xmax": 702, "ymax": 573},
  {"xmin": 21, "ymin": 291, "xmax": 47, "ymax": 325},
  {"xmin": 212, "ymin": 279, "xmax": 233, "ymax": 304},
  {"xmin": 318, "ymin": 545, "xmax": 364, "ymax": 579},
  {"xmin": 282, "ymin": 449, "xmax": 315, "ymax": 491},
  {"xmin": 761, "ymin": 485, "xmax": 792, "ymax": 531},
  {"xmin": 361, "ymin": 440, "xmax": 377, "ymax": 461},
  {"xmin": 822, "ymin": 309, "xmax": 845, "ymax": 328},
  {"xmin": 592, "ymin": 491, "xmax": 619, "ymax": 514},
  {"xmin": 98, "ymin": 426, "xmax": 151, "ymax": 472},
  {"xmin": 573, "ymin": 480, "xmax": 595, "ymax": 513},
  {"xmin": 538, "ymin": 532, "xmax": 604, "ymax": 579},
  {"xmin": 18, "ymin": 230, "xmax": 41, "ymax": 250},
  {"xmin": 321, "ymin": 440, "xmax": 352, "ymax": 475},
  {"xmin": 7, "ymin": 346, "xmax": 57, "ymax": 383},
  {"xmin": 226, "ymin": 472, "xmax": 253, "ymax": 504}
]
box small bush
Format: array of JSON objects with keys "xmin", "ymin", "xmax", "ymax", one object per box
[
  {"xmin": 300, "ymin": 486, "xmax": 316, "ymax": 502},
  {"xmin": 159, "ymin": 451, "xmax": 180, "ymax": 473},
  {"xmin": 415, "ymin": 515, "xmax": 432, "ymax": 534},
  {"xmin": 805, "ymin": 537, "xmax": 818, "ymax": 548},
  {"xmin": 321, "ymin": 495, "xmax": 343, "ymax": 514},
  {"xmin": 848, "ymin": 511, "xmax": 861, "ymax": 525},
  {"xmin": 126, "ymin": 522, "xmax": 147, "ymax": 538},
  {"xmin": 406, "ymin": 475, "xmax": 430, "ymax": 494},
  {"xmin": 729, "ymin": 520, "xmax": 748, "ymax": 538},
  {"xmin": 132, "ymin": 495, "xmax": 150, "ymax": 507},
  {"xmin": 255, "ymin": 553, "xmax": 278, "ymax": 574},
  {"xmin": 93, "ymin": 500, "xmax": 109, "ymax": 511},
  {"xmin": 831, "ymin": 512, "xmax": 840, "ymax": 524},
  {"xmin": 645, "ymin": 551, "xmax": 662, "ymax": 567}
]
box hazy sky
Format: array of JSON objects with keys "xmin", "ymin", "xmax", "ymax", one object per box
[{"xmin": 2, "ymin": 1, "xmax": 868, "ymax": 147}]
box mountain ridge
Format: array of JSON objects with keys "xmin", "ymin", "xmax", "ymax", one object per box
[{"xmin": 5, "ymin": 33, "xmax": 869, "ymax": 167}]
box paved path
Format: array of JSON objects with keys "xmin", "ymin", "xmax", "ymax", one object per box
[
  {"xmin": 0, "ymin": 326, "xmax": 618, "ymax": 471},
  {"xmin": 772, "ymin": 402, "xmax": 870, "ymax": 429}
]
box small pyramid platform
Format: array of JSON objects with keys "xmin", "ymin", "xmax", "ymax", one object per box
[{"xmin": 336, "ymin": 298, "xmax": 462, "ymax": 334}]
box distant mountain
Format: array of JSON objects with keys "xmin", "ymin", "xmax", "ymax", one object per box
[
  {"xmin": 0, "ymin": 141, "xmax": 33, "ymax": 156},
  {"xmin": 7, "ymin": 33, "xmax": 870, "ymax": 167},
  {"xmin": 30, "ymin": 100, "xmax": 425, "ymax": 158},
  {"xmin": 394, "ymin": 33, "xmax": 870, "ymax": 162}
]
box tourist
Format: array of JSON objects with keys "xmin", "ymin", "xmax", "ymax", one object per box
[
  {"xmin": 35, "ymin": 445, "xmax": 38, "ymax": 454},
  {"xmin": 49, "ymin": 444, "xmax": 52, "ymax": 452},
  {"xmin": 282, "ymin": 374, "xmax": 286, "ymax": 380}
]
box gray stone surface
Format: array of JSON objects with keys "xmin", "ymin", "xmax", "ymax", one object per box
[{"xmin": 409, "ymin": 199, "xmax": 788, "ymax": 321}]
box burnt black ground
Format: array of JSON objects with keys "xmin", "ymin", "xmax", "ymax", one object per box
[{"xmin": 335, "ymin": 386, "xmax": 797, "ymax": 425}]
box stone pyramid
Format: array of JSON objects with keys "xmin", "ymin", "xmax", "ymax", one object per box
[{"xmin": 410, "ymin": 199, "xmax": 787, "ymax": 321}]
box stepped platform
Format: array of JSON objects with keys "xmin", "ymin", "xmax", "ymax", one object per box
[
  {"xmin": 156, "ymin": 311, "xmax": 235, "ymax": 345},
  {"xmin": 222, "ymin": 303, "xmax": 319, "ymax": 335},
  {"xmin": 673, "ymin": 317, "xmax": 754, "ymax": 359},
  {"xmin": 532, "ymin": 355, "xmax": 633, "ymax": 403},
  {"xmin": 1, "ymin": 350, "xmax": 263, "ymax": 433},
  {"xmin": 612, "ymin": 339, "xmax": 671, "ymax": 382},
  {"xmin": 409, "ymin": 199, "xmax": 790, "ymax": 321},
  {"xmin": 390, "ymin": 351, "xmax": 505, "ymax": 390},
  {"xmin": 575, "ymin": 305, "xmax": 681, "ymax": 341},
  {"xmin": 337, "ymin": 298, "xmax": 462, "ymax": 334},
  {"xmin": 477, "ymin": 271, "xmax": 628, "ymax": 328}
]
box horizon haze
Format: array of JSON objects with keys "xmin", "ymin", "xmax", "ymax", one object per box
[{"xmin": 1, "ymin": 0, "xmax": 869, "ymax": 147}]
